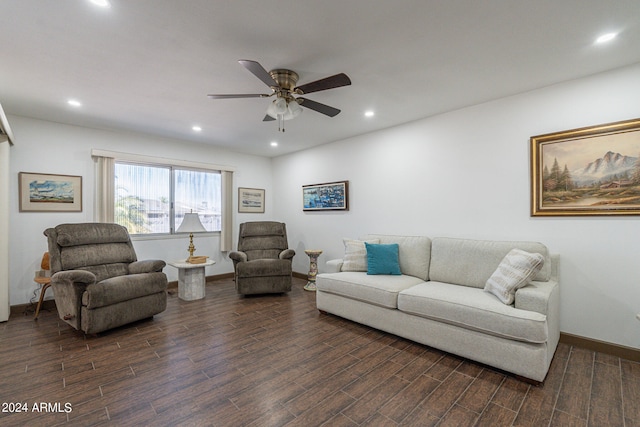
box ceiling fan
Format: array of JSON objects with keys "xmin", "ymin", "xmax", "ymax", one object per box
[{"xmin": 208, "ymin": 60, "xmax": 351, "ymax": 132}]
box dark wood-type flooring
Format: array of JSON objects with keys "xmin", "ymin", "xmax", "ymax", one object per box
[{"xmin": 1, "ymin": 277, "xmax": 639, "ymax": 426}]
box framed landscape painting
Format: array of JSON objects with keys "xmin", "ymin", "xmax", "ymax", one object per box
[
  {"xmin": 530, "ymin": 118, "xmax": 640, "ymax": 216},
  {"xmin": 303, "ymin": 181, "xmax": 349, "ymax": 211},
  {"xmin": 19, "ymin": 172, "xmax": 82, "ymax": 212}
]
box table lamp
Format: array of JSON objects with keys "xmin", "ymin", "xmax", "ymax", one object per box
[{"xmin": 176, "ymin": 212, "xmax": 206, "ymax": 263}]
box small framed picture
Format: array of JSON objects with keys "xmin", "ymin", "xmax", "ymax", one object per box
[
  {"xmin": 19, "ymin": 172, "xmax": 82, "ymax": 212},
  {"xmin": 238, "ymin": 187, "xmax": 265, "ymax": 213}
]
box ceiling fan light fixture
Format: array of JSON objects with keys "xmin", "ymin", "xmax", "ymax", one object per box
[
  {"xmin": 288, "ymin": 99, "xmax": 302, "ymax": 117},
  {"xmin": 274, "ymin": 97, "xmax": 287, "ymax": 115},
  {"xmin": 266, "ymin": 97, "xmax": 302, "ymax": 121},
  {"xmin": 265, "ymin": 101, "xmax": 278, "ymax": 119}
]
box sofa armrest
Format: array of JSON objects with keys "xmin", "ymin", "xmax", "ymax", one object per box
[
  {"xmin": 515, "ymin": 279, "xmax": 558, "ymax": 316},
  {"xmin": 279, "ymin": 249, "xmax": 295, "ymax": 260},
  {"xmin": 325, "ymin": 259, "xmax": 344, "ymax": 273},
  {"xmin": 515, "ymin": 253, "xmax": 559, "ymax": 315},
  {"xmin": 129, "ymin": 260, "xmax": 166, "ymax": 274}
]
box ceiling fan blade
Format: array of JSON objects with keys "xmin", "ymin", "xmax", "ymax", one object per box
[
  {"xmin": 297, "ymin": 98, "xmax": 341, "ymax": 117},
  {"xmin": 294, "ymin": 73, "xmax": 351, "ymax": 95},
  {"xmin": 263, "ymin": 114, "xmax": 276, "ymax": 122},
  {"xmin": 239, "ymin": 60, "xmax": 278, "ymax": 88},
  {"xmin": 207, "ymin": 93, "xmax": 271, "ymax": 99}
]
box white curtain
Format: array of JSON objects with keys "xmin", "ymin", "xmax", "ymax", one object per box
[
  {"xmin": 94, "ymin": 155, "xmax": 114, "ymax": 223},
  {"xmin": 220, "ymin": 170, "xmax": 233, "ymax": 251}
]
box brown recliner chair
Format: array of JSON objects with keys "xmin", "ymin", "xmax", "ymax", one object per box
[
  {"xmin": 229, "ymin": 221, "xmax": 295, "ymax": 295},
  {"xmin": 44, "ymin": 223, "xmax": 168, "ymax": 334}
]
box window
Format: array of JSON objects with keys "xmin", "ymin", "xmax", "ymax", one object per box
[
  {"xmin": 93, "ymin": 149, "xmax": 233, "ymax": 250},
  {"xmin": 114, "ymin": 162, "xmax": 221, "ymax": 235}
]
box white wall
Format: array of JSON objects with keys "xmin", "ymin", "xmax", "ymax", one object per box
[
  {"xmin": 8, "ymin": 116, "xmax": 274, "ymax": 306},
  {"xmin": 273, "ymin": 63, "xmax": 640, "ymax": 350}
]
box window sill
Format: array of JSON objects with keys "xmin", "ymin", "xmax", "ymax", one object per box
[{"xmin": 130, "ymin": 232, "xmax": 220, "ymax": 242}]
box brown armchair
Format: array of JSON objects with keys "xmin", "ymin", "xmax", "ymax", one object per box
[
  {"xmin": 229, "ymin": 221, "xmax": 295, "ymax": 295},
  {"xmin": 44, "ymin": 223, "xmax": 168, "ymax": 334}
]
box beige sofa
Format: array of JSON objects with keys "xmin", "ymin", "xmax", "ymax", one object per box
[{"xmin": 316, "ymin": 235, "xmax": 559, "ymax": 382}]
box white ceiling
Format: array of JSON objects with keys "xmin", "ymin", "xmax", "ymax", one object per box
[{"xmin": 1, "ymin": 1, "xmax": 639, "ymax": 157}]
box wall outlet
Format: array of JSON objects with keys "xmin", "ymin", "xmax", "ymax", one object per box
[{"xmin": 637, "ymin": 313, "xmax": 640, "ymax": 321}]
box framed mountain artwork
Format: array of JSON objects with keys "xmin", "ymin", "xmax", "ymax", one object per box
[{"xmin": 530, "ymin": 118, "xmax": 640, "ymax": 216}]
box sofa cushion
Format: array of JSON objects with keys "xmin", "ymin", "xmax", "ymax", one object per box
[
  {"xmin": 316, "ymin": 272, "xmax": 425, "ymax": 308},
  {"xmin": 364, "ymin": 235, "xmax": 431, "ymax": 280},
  {"xmin": 429, "ymin": 237, "xmax": 551, "ymax": 288},
  {"xmin": 397, "ymin": 282, "xmax": 548, "ymax": 343},
  {"xmin": 342, "ymin": 238, "xmax": 379, "ymax": 272},
  {"xmin": 484, "ymin": 249, "xmax": 545, "ymax": 304},
  {"xmin": 365, "ymin": 243, "xmax": 401, "ymax": 275}
]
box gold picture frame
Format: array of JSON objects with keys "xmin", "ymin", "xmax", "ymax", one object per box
[{"xmin": 530, "ymin": 118, "xmax": 640, "ymax": 216}]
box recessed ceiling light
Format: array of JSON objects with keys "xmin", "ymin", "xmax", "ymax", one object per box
[
  {"xmin": 270, "ymin": 141, "xmax": 278, "ymax": 147},
  {"xmin": 595, "ymin": 32, "xmax": 618, "ymax": 44},
  {"xmin": 192, "ymin": 125, "xmax": 202, "ymax": 132},
  {"xmin": 89, "ymin": 0, "xmax": 111, "ymax": 7},
  {"xmin": 67, "ymin": 99, "xmax": 82, "ymax": 107},
  {"xmin": 364, "ymin": 111, "xmax": 375, "ymax": 118}
]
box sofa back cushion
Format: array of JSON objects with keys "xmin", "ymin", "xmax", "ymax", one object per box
[
  {"xmin": 364, "ymin": 235, "xmax": 432, "ymax": 281},
  {"xmin": 342, "ymin": 238, "xmax": 379, "ymax": 272},
  {"xmin": 429, "ymin": 237, "xmax": 550, "ymax": 288}
]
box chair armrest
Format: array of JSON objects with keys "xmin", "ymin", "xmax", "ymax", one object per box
[
  {"xmin": 50, "ymin": 270, "xmax": 96, "ymax": 329},
  {"xmin": 52, "ymin": 270, "xmax": 96, "ymax": 286},
  {"xmin": 279, "ymin": 249, "xmax": 295, "ymax": 260},
  {"xmin": 325, "ymin": 259, "xmax": 344, "ymax": 273},
  {"xmin": 129, "ymin": 260, "xmax": 166, "ymax": 274},
  {"xmin": 229, "ymin": 251, "xmax": 247, "ymax": 263}
]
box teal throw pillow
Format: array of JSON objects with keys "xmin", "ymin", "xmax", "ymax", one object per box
[{"xmin": 365, "ymin": 243, "xmax": 401, "ymax": 275}]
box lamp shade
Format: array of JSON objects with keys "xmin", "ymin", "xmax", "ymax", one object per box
[
  {"xmin": 177, "ymin": 212, "xmax": 206, "ymax": 233},
  {"xmin": 266, "ymin": 98, "xmax": 303, "ymax": 121},
  {"xmin": 288, "ymin": 99, "xmax": 302, "ymax": 116},
  {"xmin": 273, "ymin": 97, "xmax": 287, "ymax": 114}
]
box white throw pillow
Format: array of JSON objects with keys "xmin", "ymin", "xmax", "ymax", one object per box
[
  {"xmin": 484, "ymin": 249, "xmax": 545, "ymax": 305},
  {"xmin": 341, "ymin": 238, "xmax": 380, "ymax": 272}
]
